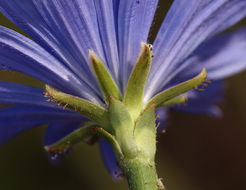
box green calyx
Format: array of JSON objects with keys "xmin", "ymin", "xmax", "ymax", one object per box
[
  {"xmin": 44, "ymin": 42, "xmax": 208, "ymax": 160},
  {"xmin": 44, "ymin": 42, "xmax": 208, "ymax": 190}
]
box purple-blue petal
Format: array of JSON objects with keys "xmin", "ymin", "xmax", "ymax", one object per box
[
  {"xmin": 0, "ymin": 82, "xmax": 92, "ymax": 111},
  {"xmin": 0, "ymin": 105, "xmax": 83, "ymax": 144},
  {"xmin": 94, "ymin": 0, "xmax": 120, "ymax": 83},
  {"xmin": 0, "ymin": 0, "xmax": 105, "ymax": 97},
  {"xmin": 118, "ymin": 0, "xmax": 158, "ymax": 90},
  {"xmin": 177, "ymin": 27, "xmax": 246, "ymax": 80},
  {"xmin": 112, "ymin": 0, "xmax": 119, "ymax": 34},
  {"xmin": 146, "ymin": 0, "xmax": 246, "ymax": 100},
  {"xmin": 99, "ymin": 139, "xmax": 123, "ymax": 181},
  {"xmin": 0, "ymin": 82, "xmax": 52, "ymax": 107},
  {"xmin": 0, "ymin": 26, "xmax": 102, "ymax": 104}
]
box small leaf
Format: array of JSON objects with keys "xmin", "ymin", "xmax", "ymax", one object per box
[
  {"xmin": 146, "ymin": 69, "xmax": 207, "ymax": 109},
  {"xmin": 90, "ymin": 51, "xmax": 122, "ymax": 102},
  {"xmin": 134, "ymin": 105, "xmax": 156, "ymax": 161},
  {"xmin": 109, "ymin": 96, "xmax": 137, "ymax": 158},
  {"xmin": 123, "ymin": 42, "xmax": 152, "ymax": 120},
  {"xmin": 45, "ymin": 85, "xmax": 110, "ymax": 129}
]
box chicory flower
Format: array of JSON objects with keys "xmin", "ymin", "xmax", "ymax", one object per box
[{"xmin": 1, "ymin": 0, "xmax": 246, "ymax": 188}]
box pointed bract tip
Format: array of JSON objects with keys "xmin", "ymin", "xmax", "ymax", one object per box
[
  {"xmin": 140, "ymin": 42, "xmax": 152, "ymax": 56},
  {"xmin": 155, "ymin": 113, "xmax": 160, "ymax": 119},
  {"xmin": 45, "ymin": 85, "xmax": 60, "ymax": 98},
  {"xmin": 89, "ymin": 50, "xmax": 99, "ymax": 64},
  {"xmin": 200, "ymin": 68, "xmax": 207, "ymax": 79},
  {"xmin": 140, "ymin": 42, "xmax": 153, "ymax": 50},
  {"xmin": 89, "ymin": 50, "xmax": 104, "ymax": 67},
  {"xmin": 140, "ymin": 42, "xmax": 149, "ymax": 48},
  {"xmin": 45, "ymin": 84, "xmax": 53, "ymax": 93},
  {"xmin": 88, "ymin": 49, "xmax": 96, "ymax": 57},
  {"xmin": 44, "ymin": 145, "xmax": 51, "ymax": 153}
]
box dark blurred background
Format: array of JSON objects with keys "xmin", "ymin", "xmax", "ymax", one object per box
[{"xmin": 1, "ymin": 1, "xmax": 246, "ymax": 190}]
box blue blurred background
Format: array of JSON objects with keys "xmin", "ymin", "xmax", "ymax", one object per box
[{"xmin": 1, "ymin": 1, "xmax": 246, "ymax": 190}]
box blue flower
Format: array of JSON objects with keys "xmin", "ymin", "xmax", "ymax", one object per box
[{"xmin": 1, "ymin": 0, "xmax": 246, "ymax": 180}]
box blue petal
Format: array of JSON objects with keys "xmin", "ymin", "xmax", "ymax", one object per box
[
  {"xmin": 177, "ymin": 27, "xmax": 246, "ymax": 80},
  {"xmin": 0, "ymin": 26, "xmax": 102, "ymax": 104},
  {"xmin": 118, "ymin": 0, "xmax": 158, "ymax": 90},
  {"xmin": 98, "ymin": 139, "xmax": 123, "ymax": 181},
  {"xmin": 0, "ymin": 121, "xmax": 43, "ymax": 145},
  {"xmin": 0, "ymin": 0, "xmax": 106, "ymax": 97},
  {"xmin": 0, "ymin": 105, "xmax": 83, "ymax": 144},
  {"xmin": 0, "ymin": 106, "xmax": 83, "ymax": 123},
  {"xmin": 94, "ymin": 0, "xmax": 120, "ymax": 83},
  {"xmin": 174, "ymin": 81, "xmax": 225, "ymax": 117},
  {"xmin": 0, "ymin": 82, "xmax": 88, "ymax": 120},
  {"xmin": 0, "ymin": 82, "xmax": 52, "ymax": 107},
  {"xmin": 0, "ymin": 82, "xmax": 93, "ymax": 111},
  {"xmin": 112, "ymin": 0, "xmax": 119, "ymax": 31},
  {"xmin": 146, "ymin": 0, "xmax": 246, "ymax": 100}
]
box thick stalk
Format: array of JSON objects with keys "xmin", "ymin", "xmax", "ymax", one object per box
[
  {"xmin": 109, "ymin": 88, "xmax": 161, "ymax": 189},
  {"xmin": 123, "ymin": 157, "xmax": 159, "ymax": 190}
]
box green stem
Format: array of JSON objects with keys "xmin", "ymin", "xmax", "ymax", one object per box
[{"xmin": 123, "ymin": 158, "xmax": 159, "ymax": 190}]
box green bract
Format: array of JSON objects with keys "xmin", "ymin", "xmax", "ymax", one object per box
[
  {"xmin": 146, "ymin": 68, "xmax": 207, "ymax": 109},
  {"xmin": 123, "ymin": 42, "xmax": 152, "ymax": 121},
  {"xmin": 45, "ymin": 85, "xmax": 110, "ymax": 129},
  {"xmin": 90, "ymin": 51, "xmax": 122, "ymax": 103}
]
